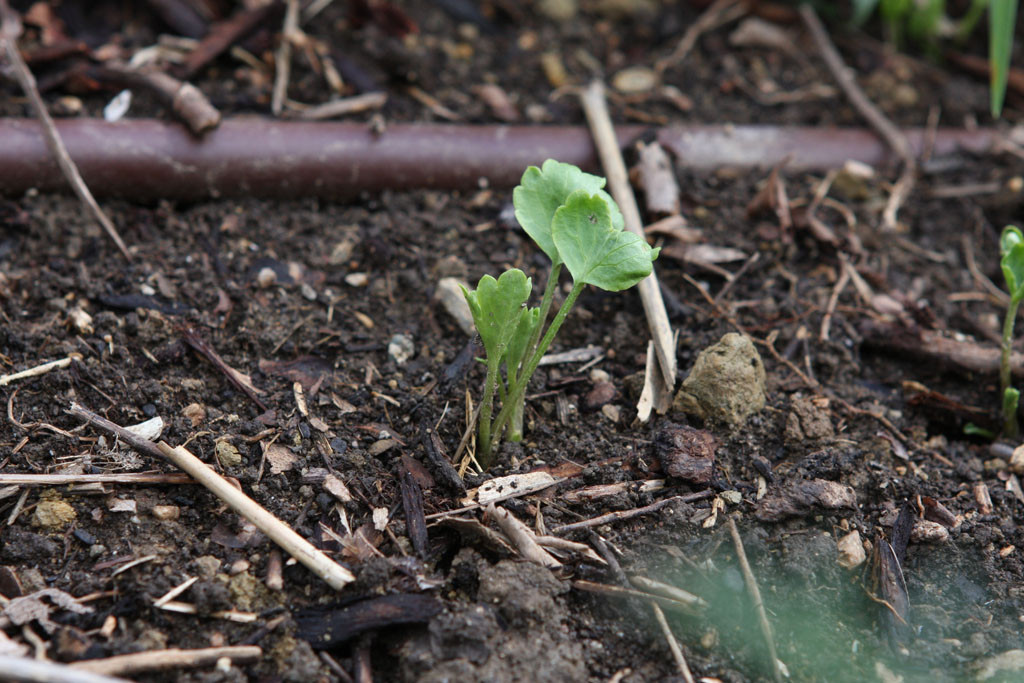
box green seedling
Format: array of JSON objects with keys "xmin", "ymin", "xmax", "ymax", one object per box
[
  {"xmin": 999, "ymin": 225, "xmax": 1024, "ymax": 438},
  {"xmin": 462, "ymin": 160, "xmax": 659, "ymax": 467},
  {"xmin": 851, "ymin": 0, "xmax": 1019, "ymax": 116}
]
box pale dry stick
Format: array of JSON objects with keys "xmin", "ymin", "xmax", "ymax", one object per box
[
  {"xmin": 110, "ymin": 554, "xmax": 158, "ymax": 577},
  {"xmin": 655, "ymin": 0, "xmax": 747, "ymax": 74},
  {"xmin": 572, "ymin": 579, "xmax": 704, "ymax": 615},
  {"xmin": 650, "ymin": 600, "xmax": 696, "ymax": 683},
  {"xmin": 727, "ymin": 517, "xmax": 783, "ymax": 683},
  {"xmin": 819, "ymin": 262, "xmax": 851, "ymax": 342},
  {"xmin": 153, "ymin": 576, "xmax": 198, "ymax": 607},
  {"xmin": 7, "ymin": 487, "xmax": 29, "ymax": 525},
  {"xmin": 67, "ymin": 403, "xmax": 355, "ymax": 590},
  {"xmin": 799, "ymin": 4, "xmax": 916, "ymax": 232},
  {"xmin": 295, "ymin": 92, "xmax": 388, "ymax": 120},
  {"xmin": 69, "ymin": 646, "xmax": 261, "ymax": 677},
  {"xmin": 962, "ymin": 233, "xmax": 1010, "ymax": 306},
  {"xmin": 630, "ymin": 575, "xmax": 707, "ymax": 609},
  {"xmin": 488, "ymin": 503, "xmax": 562, "ymax": 568},
  {"xmin": 0, "ymin": 655, "xmax": 130, "ymax": 683},
  {"xmin": 0, "ymin": 353, "xmax": 82, "ymax": 387},
  {"xmin": 154, "ymin": 438, "xmax": 356, "ymax": 589},
  {"xmin": 452, "ymin": 401, "xmax": 480, "ymax": 464},
  {"xmin": 271, "ymin": 0, "xmax": 299, "ymax": 116},
  {"xmin": 0, "ymin": 2, "xmax": 130, "ymax": 259},
  {"xmin": 798, "ymin": 6, "xmax": 911, "ymax": 162},
  {"xmin": 580, "ymin": 80, "xmax": 677, "ymax": 390},
  {"xmin": 550, "ymin": 491, "xmax": 714, "ymax": 534},
  {"xmin": 0, "ymin": 472, "xmax": 193, "ymax": 486},
  {"xmin": 157, "ymin": 601, "xmax": 257, "ymax": 622}
]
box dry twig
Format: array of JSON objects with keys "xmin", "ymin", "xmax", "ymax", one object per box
[
  {"xmin": 728, "ymin": 517, "xmax": 783, "ymax": 683},
  {"xmin": 0, "ymin": 656, "xmax": 129, "ymax": 683},
  {"xmin": 69, "ymin": 646, "xmax": 261, "ymax": 677},
  {"xmin": 67, "ymin": 403, "xmax": 355, "ymax": 590},
  {"xmin": 272, "ymin": 0, "xmax": 299, "ymax": 116},
  {"xmin": 650, "ymin": 601, "xmax": 695, "ymax": 683},
  {"xmin": 580, "ymin": 81, "xmax": 677, "ymax": 394},
  {"xmin": 488, "ymin": 503, "xmax": 562, "ymax": 568},
  {"xmin": 799, "ymin": 4, "xmax": 916, "ymax": 232},
  {"xmin": 0, "ymin": 353, "xmax": 81, "ymax": 387},
  {"xmin": 0, "ymin": 472, "xmax": 193, "ymax": 486},
  {"xmin": 0, "ymin": 1, "xmax": 131, "ymax": 258},
  {"xmin": 656, "ymin": 0, "xmax": 747, "ymax": 73},
  {"xmin": 550, "ymin": 491, "xmax": 714, "ymax": 534}
]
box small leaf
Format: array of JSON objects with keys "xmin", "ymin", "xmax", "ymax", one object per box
[
  {"xmin": 513, "ymin": 159, "xmax": 624, "ymax": 265},
  {"xmin": 1001, "ymin": 225, "xmax": 1024, "ymax": 300},
  {"xmin": 461, "ymin": 270, "xmax": 532, "ymax": 361},
  {"xmin": 552, "ymin": 191, "xmax": 659, "ymax": 292},
  {"xmin": 505, "ymin": 306, "xmax": 540, "ymax": 381},
  {"xmin": 990, "ymin": 0, "xmax": 1017, "ymax": 117}
]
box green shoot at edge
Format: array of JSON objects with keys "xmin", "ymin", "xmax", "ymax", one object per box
[
  {"xmin": 462, "ymin": 160, "xmax": 660, "ymax": 468},
  {"xmin": 999, "ymin": 225, "xmax": 1024, "ymax": 438}
]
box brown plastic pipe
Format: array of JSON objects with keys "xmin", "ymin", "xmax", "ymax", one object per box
[{"xmin": 0, "ymin": 117, "xmax": 1001, "ymax": 201}]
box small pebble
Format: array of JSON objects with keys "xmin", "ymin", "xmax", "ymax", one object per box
[
  {"xmin": 612, "ymin": 66, "xmax": 658, "ymax": 94},
  {"xmin": 584, "ymin": 381, "xmax": 616, "ymax": 411},
  {"xmin": 345, "ymin": 273, "xmax": 369, "ymax": 287},
  {"xmin": 152, "ymin": 505, "xmax": 180, "ymax": 521},
  {"xmin": 388, "ymin": 334, "xmax": 415, "ymax": 365},
  {"xmin": 256, "ymin": 267, "xmax": 277, "ymax": 288}
]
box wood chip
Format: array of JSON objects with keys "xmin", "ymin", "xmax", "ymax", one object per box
[{"xmin": 462, "ymin": 471, "xmax": 557, "ymax": 506}]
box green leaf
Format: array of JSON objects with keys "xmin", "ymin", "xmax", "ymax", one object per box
[
  {"xmin": 513, "ymin": 159, "xmax": 624, "ymax": 265},
  {"xmin": 963, "ymin": 422, "xmax": 995, "ymax": 439},
  {"xmin": 990, "ymin": 0, "xmax": 1017, "ymax": 117},
  {"xmin": 1001, "ymin": 225, "xmax": 1024, "ymax": 300},
  {"xmin": 1005, "ymin": 386, "xmax": 1021, "ymax": 438},
  {"xmin": 461, "ymin": 269, "xmax": 532, "ymax": 362},
  {"xmin": 552, "ymin": 191, "xmax": 659, "ymax": 292},
  {"xmin": 505, "ymin": 306, "xmax": 540, "ymax": 382},
  {"xmin": 851, "ymin": 0, "xmax": 881, "ymax": 26}
]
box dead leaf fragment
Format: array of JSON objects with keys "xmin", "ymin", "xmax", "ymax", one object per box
[
  {"xmin": 473, "ymin": 83, "xmax": 519, "ymax": 121},
  {"xmin": 654, "ymin": 423, "xmax": 716, "ymax": 484},
  {"xmin": 264, "ymin": 443, "xmax": 298, "ymax": 474},
  {"xmin": 634, "ymin": 141, "xmax": 679, "ymax": 215},
  {"xmin": 324, "ymin": 474, "xmax": 353, "ymax": 503},
  {"xmin": 183, "ymin": 402, "xmax": 206, "ymax": 427},
  {"xmin": 755, "ymin": 478, "xmax": 856, "ymax": 521},
  {"xmin": 3, "ymin": 588, "xmax": 92, "ymax": 633}
]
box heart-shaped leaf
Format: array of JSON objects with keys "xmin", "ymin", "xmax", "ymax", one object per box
[
  {"xmin": 513, "ymin": 159, "xmax": 624, "ymax": 265},
  {"xmin": 1001, "ymin": 225, "xmax": 1024, "ymax": 301},
  {"xmin": 461, "ymin": 269, "xmax": 532, "ymax": 361},
  {"xmin": 552, "ymin": 191, "xmax": 659, "ymax": 292}
]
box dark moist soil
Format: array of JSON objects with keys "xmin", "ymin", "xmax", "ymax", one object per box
[{"xmin": 3, "ymin": 1, "xmax": 1024, "ymax": 682}]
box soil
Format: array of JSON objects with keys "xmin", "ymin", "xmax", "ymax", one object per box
[{"xmin": 3, "ymin": 1, "xmax": 1024, "ymax": 682}]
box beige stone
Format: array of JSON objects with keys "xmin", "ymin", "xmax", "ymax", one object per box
[
  {"xmin": 674, "ymin": 333, "xmax": 766, "ymax": 428},
  {"xmin": 32, "ymin": 492, "xmax": 76, "ymax": 529}
]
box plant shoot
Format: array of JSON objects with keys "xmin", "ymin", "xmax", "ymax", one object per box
[
  {"xmin": 1000, "ymin": 224, "xmax": 1024, "ymax": 438},
  {"xmin": 462, "ymin": 160, "xmax": 659, "ymax": 468}
]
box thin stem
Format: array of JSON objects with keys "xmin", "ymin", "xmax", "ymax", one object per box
[
  {"xmin": 525, "ymin": 263, "xmax": 563, "ymax": 365},
  {"xmin": 489, "ymin": 282, "xmax": 584, "ymax": 457},
  {"xmin": 1002, "ymin": 296, "xmax": 1021, "ymax": 438},
  {"xmin": 507, "ymin": 263, "xmax": 562, "ymax": 444},
  {"xmin": 476, "ymin": 360, "xmax": 500, "ymax": 468}
]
